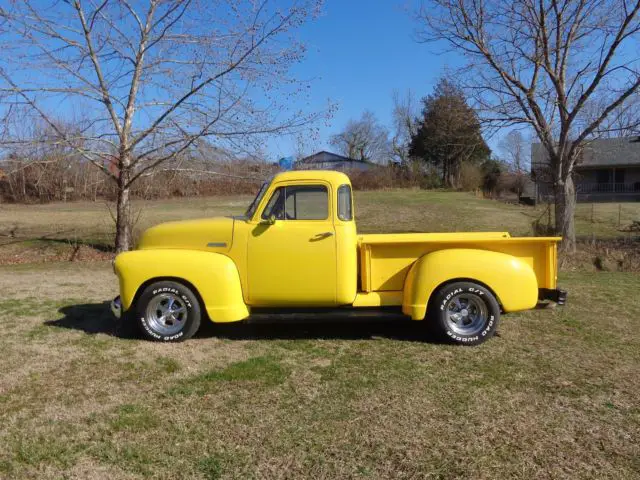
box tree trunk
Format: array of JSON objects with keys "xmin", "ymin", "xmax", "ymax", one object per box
[
  {"xmin": 20, "ymin": 165, "xmax": 26, "ymax": 201},
  {"xmin": 447, "ymin": 170, "xmax": 456, "ymax": 189},
  {"xmin": 554, "ymin": 174, "xmax": 577, "ymax": 253},
  {"xmin": 449, "ymin": 160, "xmax": 459, "ymax": 189},
  {"xmin": 115, "ymin": 169, "xmax": 132, "ymax": 253},
  {"xmin": 442, "ymin": 160, "xmax": 448, "ymax": 186}
]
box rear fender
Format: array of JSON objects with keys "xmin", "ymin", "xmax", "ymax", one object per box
[
  {"xmin": 402, "ymin": 248, "xmax": 538, "ymax": 320},
  {"xmin": 114, "ymin": 250, "xmax": 249, "ymax": 323}
]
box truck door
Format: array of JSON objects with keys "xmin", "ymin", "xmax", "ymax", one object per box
[{"xmin": 247, "ymin": 183, "xmax": 337, "ymax": 306}]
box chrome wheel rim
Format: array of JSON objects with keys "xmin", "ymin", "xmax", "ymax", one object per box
[
  {"xmin": 445, "ymin": 293, "xmax": 488, "ymax": 336},
  {"xmin": 145, "ymin": 293, "xmax": 187, "ymax": 336}
]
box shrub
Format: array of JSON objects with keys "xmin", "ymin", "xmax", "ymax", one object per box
[
  {"xmin": 481, "ymin": 159, "xmax": 504, "ymax": 197},
  {"xmin": 0, "ymin": 157, "xmax": 277, "ymax": 203},
  {"xmin": 459, "ymin": 162, "xmax": 483, "ymax": 191}
]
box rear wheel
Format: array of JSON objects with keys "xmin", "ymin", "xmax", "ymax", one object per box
[
  {"xmin": 429, "ymin": 281, "xmax": 500, "ymax": 346},
  {"xmin": 135, "ymin": 281, "xmax": 201, "ymax": 342}
]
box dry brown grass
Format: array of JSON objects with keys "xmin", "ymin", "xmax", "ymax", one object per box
[
  {"xmin": 0, "ymin": 189, "xmax": 639, "ymax": 478},
  {"xmin": 0, "ymin": 261, "xmax": 639, "ymax": 479}
]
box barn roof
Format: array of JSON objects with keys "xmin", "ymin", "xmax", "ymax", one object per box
[{"xmin": 297, "ymin": 151, "xmax": 368, "ymax": 165}]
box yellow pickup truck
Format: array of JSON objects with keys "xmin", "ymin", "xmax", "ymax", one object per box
[{"xmin": 111, "ymin": 170, "xmax": 566, "ymax": 345}]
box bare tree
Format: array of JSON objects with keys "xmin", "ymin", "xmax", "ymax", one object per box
[
  {"xmin": 391, "ymin": 89, "xmax": 419, "ymax": 164},
  {"xmin": 0, "ymin": 0, "xmax": 324, "ymax": 251},
  {"xmin": 292, "ymin": 131, "xmax": 320, "ymax": 162},
  {"xmin": 579, "ymin": 94, "xmax": 640, "ymax": 138},
  {"xmin": 499, "ymin": 129, "xmax": 529, "ymax": 198},
  {"xmin": 416, "ymin": 0, "xmax": 640, "ymax": 252},
  {"xmin": 330, "ymin": 110, "xmax": 391, "ymax": 163}
]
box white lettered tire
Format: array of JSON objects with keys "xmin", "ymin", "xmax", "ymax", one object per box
[
  {"xmin": 135, "ymin": 281, "xmax": 202, "ymax": 342},
  {"xmin": 429, "ymin": 281, "xmax": 500, "ymax": 346}
]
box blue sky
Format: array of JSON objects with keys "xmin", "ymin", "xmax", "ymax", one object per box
[{"xmin": 265, "ymin": 0, "xmax": 464, "ymax": 160}]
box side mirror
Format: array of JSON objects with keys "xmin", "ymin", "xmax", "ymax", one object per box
[{"xmin": 261, "ymin": 214, "xmax": 277, "ymax": 225}]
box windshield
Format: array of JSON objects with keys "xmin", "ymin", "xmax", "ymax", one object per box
[{"xmin": 245, "ymin": 181, "xmax": 270, "ymax": 218}]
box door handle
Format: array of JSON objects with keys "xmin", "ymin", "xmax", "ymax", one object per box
[{"xmin": 312, "ymin": 231, "xmax": 334, "ymax": 240}]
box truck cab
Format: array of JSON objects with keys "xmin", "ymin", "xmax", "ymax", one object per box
[
  {"xmin": 240, "ymin": 171, "xmax": 358, "ymax": 306},
  {"xmin": 112, "ymin": 170, "xmax": 566, "ymax": 345}
]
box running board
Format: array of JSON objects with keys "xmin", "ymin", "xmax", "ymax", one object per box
[{"xmin": 247, "ymin": 306, "xmax": 408, "ymax": 322}]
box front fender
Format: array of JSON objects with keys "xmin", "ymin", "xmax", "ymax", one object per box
[
  {"xmin": 402, "ymin": 248, "xmax": 538, "ymax": 320},
  {"xmin": 114, "ymin": 249, "xmax": 249, "ymax": 323}
]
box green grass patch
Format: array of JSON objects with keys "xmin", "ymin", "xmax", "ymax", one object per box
[
  {"xmin": 0, "ymin": 459, "xmax": 14, "ymax": 476},
  {"xmin": 91, "ymin": 442, "xmax": 156, "ymax": 477},
  {"xmin": 24, "ymin": 324, "xmax": 52, "ymax": 340},
  {"xmin": 69, "ymin": 333, "xmax": 115, "ymax": 352},
  {"xmin": 271, "ymin": 339, "xmax": 333, "ymax": 357},
  {"xmin": 109, "ymin": 404, "xmax": 159, "ymax": 432},
  {"xmin": 197, "ymin": 455, "xmax": 224, "ymax": 480},
  {"xmin": 169, "ymin": 356, "xmax": 289, "ymax": 396},
  {"xmin": 11, "ymin": 433, "xmax": 79, "ymax": 469},
  {"xmin": 1, "ymin": 297, "xmax": 88, "ymax": 318},
  {"xmin": 156, "ymin": 356, "xmax": 181, "ymax": 374}
]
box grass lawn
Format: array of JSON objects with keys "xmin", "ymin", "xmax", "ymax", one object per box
[
  {"xmin": 0, "ymin": 190, "xmax": 639, "ymax": 478},
  {"xmin": 0, "ymin": 263, "xmax": 638, "ymax": 479},
  {"xmin": 1, "ymin": 190, "xmax": 639, "ymax": 252}
]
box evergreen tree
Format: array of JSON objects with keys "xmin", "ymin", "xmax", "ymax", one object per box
[{"xmin": 409, "ymin": 79, "xmax": 490, "ymax": 188}]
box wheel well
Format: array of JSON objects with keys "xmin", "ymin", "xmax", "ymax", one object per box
[
  {"xmin": 131, "ymin": 277, "xmax": 208, "ymax": 319},
  {"xmin": 427, "ymin": 278, "xmax": 503, "ymax": 311}
]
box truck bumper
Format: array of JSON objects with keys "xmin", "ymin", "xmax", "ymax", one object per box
[
  {"xmin": 111, "ymin": 296, "xmax": 122, "ymax": 319},
  {"xmin": 538, "ymin": 288, "xmax": 567, "ymax": 305}
]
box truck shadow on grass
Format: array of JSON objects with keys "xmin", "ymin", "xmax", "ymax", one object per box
[
  {"xmin": 45, "ymin": 302, "xmax": 139, "ymax": 339},
  {"xmin": 46, "ymin": 302, "xmax": 444, "ymax": 343}
]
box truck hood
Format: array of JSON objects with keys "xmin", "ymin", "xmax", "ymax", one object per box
[{"xmin": 137, "ymin": 216, "xmax": 234, "ymax": 252}]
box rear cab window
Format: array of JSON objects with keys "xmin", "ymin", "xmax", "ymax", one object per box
[{"xmin": 337, "ymin": 184, "xmax": 352, "ymax": 221}]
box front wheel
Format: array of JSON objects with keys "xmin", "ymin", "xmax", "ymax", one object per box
[
  {"xmin": 429, "ymin": 281, "xmax": 500, "ymax": 346},
  {"xmin": 135, "ymin": 281, "xmax": 202, "ymax": 342}
]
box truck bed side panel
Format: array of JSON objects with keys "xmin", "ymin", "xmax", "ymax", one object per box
[{"xmin": 358, "ymin": 234, "xmax": 559, "ymax": 293}]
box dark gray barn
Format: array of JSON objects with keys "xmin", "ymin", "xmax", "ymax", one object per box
[{"xmin": 295, "ymin": 151, "xmax": 375, "ymax": 172}]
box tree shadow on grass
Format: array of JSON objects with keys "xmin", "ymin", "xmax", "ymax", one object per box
[
  {"xmin": 46, "ymin": 302, "xmax": 443, "ymax": 343},
  {"xmin": 0, "ymin": 234, "xmax": 113, "ymax": 252},
  {"xmin": 35, "ymin": 237, "xmax": 114, "ymax": 253}
]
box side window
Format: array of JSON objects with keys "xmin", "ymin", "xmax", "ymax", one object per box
[
  {"xmin": 337, "ymin": 184, "xmax": 352, "ymax": 221},
  {"xmin": 261, "ymin": 185, "xmax": 328, "ymax": 220},
  {"xmin": 285, "ymin": 185, "xmax": 328, "ymax": 220},
  {"xmin": 262, "ymin": 188, "xmax": 285, "ymax": 219}
]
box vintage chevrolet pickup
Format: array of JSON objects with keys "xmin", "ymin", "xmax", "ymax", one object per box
[{"xmin": 111, "ymin": 170, "xmax": 566, "ymax": 345}]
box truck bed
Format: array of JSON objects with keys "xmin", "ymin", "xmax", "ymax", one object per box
[{"xmin": 357, "ymin": 232, "xmax": 560, "ymax": 293}]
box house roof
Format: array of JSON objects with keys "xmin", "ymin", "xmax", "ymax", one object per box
[
  {"xmin": 532, "ymin": 136, "xmax": 640, "ymax": 170},
  {"xmin": 297, "ymin": 151, "xmax": 368, "ymax": 165}
]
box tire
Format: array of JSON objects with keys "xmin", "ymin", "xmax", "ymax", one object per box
[
  {"xmin": 429, "ymin": 281, "xmax": 500, "ymax": 346},
  {"xmin": 135, "ymin": 280, "xmax": 202, "ymax": 342}
]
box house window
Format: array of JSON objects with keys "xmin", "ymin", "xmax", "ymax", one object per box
[
  {"xmin": 595, "ymin": 169, "xmax": 611, "ymax": 184},
  {"xmin": 615, "ymin": 168, "xmax": 625, "ymax": 184}
]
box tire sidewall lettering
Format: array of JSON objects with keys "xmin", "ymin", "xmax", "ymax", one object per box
[
  {"xmin": 142, "ymin": 286, "xmax": 192, "ymax": 340},
  {"xmin": 440, "ymin": 288, "xmax": 463, "ymax": 311},
  {"xmin": 437, "ymin": 284, "xmax": 498, "ymax": 345},
  {"xmin": 445, "ymin": 330, "xmax": 479, "ymax": 343},
  {"xmin": 481, "ymin": 315, "xmax": 495, "ymax": 337},
  {"xmin": 151, "ymin": 287, "xmax": 193, "ymax": 308}
]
